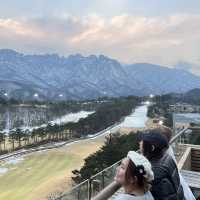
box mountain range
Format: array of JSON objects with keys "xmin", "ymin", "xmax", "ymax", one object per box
[{"xmin": 0, "ymin": 49, "xmax": 200, "ymax": 100}]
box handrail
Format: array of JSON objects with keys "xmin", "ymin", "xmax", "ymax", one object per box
[
  {"xmin": 91, "ymin": 181, "xmax": 121, "ymax": 200},
  {"xmin": 169, "ymin": 127, "xmax": 188, "ymax": 145}
]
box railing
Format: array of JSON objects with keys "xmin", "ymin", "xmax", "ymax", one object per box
[
  {"xmin": 170, "ymin": 127, "xmax": 190, "ymax": 162},
  {"xmin": 56, "ymin": 127, "xmax": 189, "ymax": 200},
  {"xmin": 56, "ymin": 160, "xmax": 121, "ymax": 200}
]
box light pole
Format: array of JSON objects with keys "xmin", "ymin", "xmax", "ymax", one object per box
[
  {"xmin": 33, "ymin": 93, "xmax": 38, "ymax": 98},
  {"xmin": 149, "ymin": 94, "xmax": 154, "ymax": 105},
  {"xmin": 172, "ymin": 113, "xmax": 176, "ymax": 136},
  {"xmin": 4, "ymin": 92, "xmax": 9, "ymax": 104},
  {"xmin": 4, "ymin": 92, "xmax": 11, "ymax": 137},
  {"xmin": 58, "ymin": 94, "xmax": 63, "ymax": 102},
  {"xmin": 150, "ymin": 94, "xmax": 154, "ymax": 99},
  {"xmin": 33, "ymin": 93, "xmax": 39, "ymax": 103}
]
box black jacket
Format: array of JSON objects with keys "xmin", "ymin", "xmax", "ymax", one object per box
[{"xmin": 150, "ymin": 153, "xmax": 185, "ymax": 200}]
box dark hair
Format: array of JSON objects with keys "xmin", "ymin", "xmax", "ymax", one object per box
[
  {"xmin": 125, "ymin": 159, "xmax": 149, "ymax": 191},
  {"xmin": 196, "ymin": 195, "xmax": 200, "ymax": 200},
  {"xmin": 159, "ymin": 127, "xmax": 172, "ymax": 143},
  {"xmin": 142, "ymin": 140, "xmax": 165, "ymax": 160}
]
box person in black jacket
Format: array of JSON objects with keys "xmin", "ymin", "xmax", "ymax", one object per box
[
  {"xmin": 159, "ymin": 126, "xmax": 195, "ymax": 200},
  {"xmin": 138, "ymin": 129, "xmax": 185, "ymax": 200}
]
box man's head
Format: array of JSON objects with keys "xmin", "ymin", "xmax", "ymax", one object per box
[{"xmin": 138, "ymin": 129, "xmax": 168, "ymax": 159}]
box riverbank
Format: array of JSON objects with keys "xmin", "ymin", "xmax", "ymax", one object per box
[
  {"xmin": 117, "ymin": 118, "xmax": 156, "ymax": 135},
  {"xmin": 145, "ymin": 118, "xmax": 157, "ymax": 128}
]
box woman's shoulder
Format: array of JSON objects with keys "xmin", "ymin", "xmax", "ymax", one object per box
[
  {"xmin": 114, "ymin": 192, "xmax": 154, "ymax": 200},
  {"xmin": 114, "ymin": 194, "xmax": 137, "ymax": 200},
  {"xmin": 144, "ymin": 191, "xmax": 154, "ymax": 199}
]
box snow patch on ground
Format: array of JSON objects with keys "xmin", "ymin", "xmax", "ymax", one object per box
[
  {"xmin": 0, "ymin": 168, "xmax": 8, "ymax": 174},
  {"xmin": 5, "ymin": 157, "xmax": 24, "ymax": 165}
]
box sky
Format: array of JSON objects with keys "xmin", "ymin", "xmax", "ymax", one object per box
[{"xmin": 0, "ymin": 0, "xmax": 200, "ymax": 74}]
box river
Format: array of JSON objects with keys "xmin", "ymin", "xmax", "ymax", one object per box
[
  {"xmin": 87, "ymin": 103, "xmax": 149, "ymax": 139},
  {"xmin": 120, "ymin": 104, "xmax": 148, "ymax": 128},
  {"xmin": 108, "ymin": 103, "xmax": 149, "ymax": 133}
]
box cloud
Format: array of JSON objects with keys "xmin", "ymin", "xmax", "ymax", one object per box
[{"xmin": 0, "ymin": 14, "xmax": 200, "ymax": 74}]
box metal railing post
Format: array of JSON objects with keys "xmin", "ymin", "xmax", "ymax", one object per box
[
  {"xmin": 88, "ymin": 178, "xmax": 92, "ymax": 200},
  {"xmin": 102, "ymin": 171, "xmax": 105, "ymax": 189}
]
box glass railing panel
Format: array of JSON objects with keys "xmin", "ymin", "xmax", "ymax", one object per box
[
  {"xmin": 90, "ymin": 161, "xmax": 120, "ymax": 198},
  {"xmin": 57, "ymin": 180, "xmax": 89, "ymax": 200},
  {"xmin": 170, "ymin": 128, "xmax": 188, "ymax": 162}
]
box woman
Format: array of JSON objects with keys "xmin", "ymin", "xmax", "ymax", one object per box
[
  {"xmin": 159, "ymin": 126, "xmax": 196, "ymax": 200},
  {"xmin": 139, "ymin": 129, "xmax": 185, "ymax": 200},
  {"xmin": 114, "ymin": 151, "xmax": 154, "ymax": 200}
]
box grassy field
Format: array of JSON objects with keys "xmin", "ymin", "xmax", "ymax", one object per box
[{"xmin": 0, "ymin": 135, "xmax": 106, "ymax": 200}]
